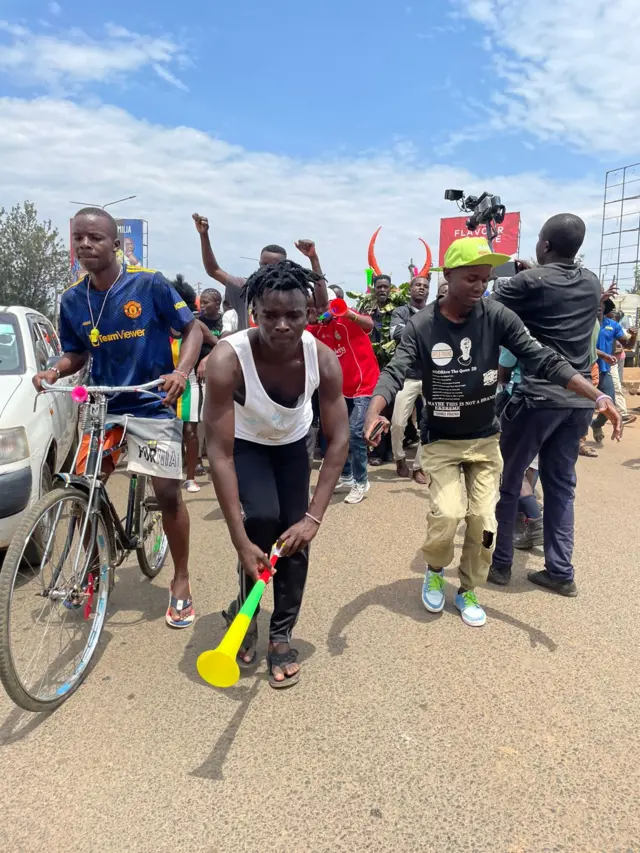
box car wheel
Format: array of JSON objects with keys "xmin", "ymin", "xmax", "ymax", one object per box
[
  {"xmin": 61, "ymin": 429, "xmax": 79, "ymax": 474},
  {"xmin": 24, "ymin": 463, "xmax": 53, "ymax": 564},
  {"xmin": 40, "ymin": 462, "xmax": 53, "ymax": 498}
]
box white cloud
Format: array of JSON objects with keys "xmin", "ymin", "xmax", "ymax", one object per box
[
  {"xmin": 456, "ymin": 0, "xmax": 640, "ymax": 156},
  {"xmin": 0, "ymin": 21, "xmax": 187, "ymax": 91},
  {"xmin": 152, "ymin": 64, "xmax": 189, "ymax": 92},
  {"xmin": 49, "ymin": 2, "xmax": 61, "ymax": 14},
  {"xmin": 0, "ymin": 97, "xmax": 606, "ymax": 291}
]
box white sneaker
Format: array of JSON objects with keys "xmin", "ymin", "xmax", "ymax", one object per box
[
  {"xmin": 344, "ymin": 481, "xmax": 370, "ymax": 504},
  {"xmin": 184, "ymin": 480, "xmax": 201, "ymax": 493},
  {"xmin": 334, "ymin": 476, "xmax": 355, "ymax": 493}
]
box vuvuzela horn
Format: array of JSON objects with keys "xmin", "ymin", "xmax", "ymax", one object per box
[{"xmin": 196, "ymin": 544, "xmax": 282, "ymax": 688}]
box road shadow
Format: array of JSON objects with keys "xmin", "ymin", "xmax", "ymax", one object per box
[
  {"xmin": 106, "ymin": 565, "xmax": 173, "ymax": 627},
  {"xmin": 387, "ymin": 485, "xmax": 429, "ymax": 499},
  {"xmin": 203, "ymin": 505, "xmax": 225, "ymax": 521},
  {"xmin": 327, "ymin": 576, "xmax": 556, "ymax": 657},
  {"xmin": 622, "ymin": 457, "xmax": 640, "ymax": 470},
  {"xmin": 182, "ymin": 606, "xmax": 316, "ymax": 780},
  {"xmin": 366, "ymin": 469, "xmax": 405, "ymax": 483},
  {"xmin": 190, "ymin": 676, "xmax": 264, "ymax": 780},
  {"xmin": 0, "ymin": 627, "xmax": 114, "ymax": 746}
]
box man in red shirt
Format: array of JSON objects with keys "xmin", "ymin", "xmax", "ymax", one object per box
[{"xmin": 299, "ymin": 241, "xmax": 380, "ymax": 504}]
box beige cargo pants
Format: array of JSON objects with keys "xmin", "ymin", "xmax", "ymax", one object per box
[
  {"xmin": 391, "ymin": 378, "xmax": 423, "ymax": 470},
  {"xmin": 420, "ymin": 435, "xmax": 503, "ymax": 590}
]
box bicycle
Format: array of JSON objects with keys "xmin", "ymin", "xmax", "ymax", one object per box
[{"xmin": 0, "ymin": 380, "xmax": 169, "ymax": 712}]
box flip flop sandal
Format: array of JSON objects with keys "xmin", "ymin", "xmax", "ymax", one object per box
[
  {"xmin": 267, "ymin": 648, "xmax": 300, "ymax": 690},
  {"xmin": 579, "ymin": 445, "xmax": 598, "ymax": 457},
  {"xmin": 165, "ymin": 583, "xmax": 195, "ymax": 628},
  {"xmin": 222, "ymin": 601, "xmax": 258, "ymax": 668}
]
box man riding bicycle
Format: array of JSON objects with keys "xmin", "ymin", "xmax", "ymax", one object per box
[{"xmin": 33, "ymin": 207, "xmax": 203, "ymax": 628}]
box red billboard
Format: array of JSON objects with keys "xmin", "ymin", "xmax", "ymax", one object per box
[{"xmin": 438, "ymin": 212, "xmax": 521, "ymax": 266}]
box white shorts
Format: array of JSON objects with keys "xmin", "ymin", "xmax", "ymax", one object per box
[{"xmin": 113, "ymin": 416, "xmax": 184, "ymax": 480}]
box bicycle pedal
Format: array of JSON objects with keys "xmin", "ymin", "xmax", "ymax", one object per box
[{"xmin": 145, "ymin": 499, "xmax": 161, "ymax": 512}]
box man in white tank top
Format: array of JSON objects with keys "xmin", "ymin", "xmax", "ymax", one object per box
[{"xmin": 203, "ymin": 260, "xmax": 350, "ymax": 689}]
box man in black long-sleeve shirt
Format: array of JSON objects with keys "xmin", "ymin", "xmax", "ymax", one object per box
[
  {"xmin": 364, "ymin": 237, "xmax": 620, "ymax": 628},
  {"xmin": 489, "ymin": 213, "xmax": 611, "ymax": 596},
  {"xmin": 389, "ymin": 275, "xmax": 430, "ymax": 483}
]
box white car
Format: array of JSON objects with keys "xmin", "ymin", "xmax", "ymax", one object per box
[{"xmin": 0, "ymin": 306, "xmax": 83, "ymax": 551}]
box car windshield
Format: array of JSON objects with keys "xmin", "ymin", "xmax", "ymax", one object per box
[{"xmin": 0, "ymin": 315, "xmax": 25, "ymax": 375}]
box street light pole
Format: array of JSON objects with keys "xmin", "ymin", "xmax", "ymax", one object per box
[{"xmin": 69, "ymin": 195, "xmax": 137, "ymax": 210}]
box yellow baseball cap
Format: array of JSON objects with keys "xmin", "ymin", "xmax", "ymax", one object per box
[{"xmin": 444, "ymin": 237, "xmax": 511, "ymax": 269}]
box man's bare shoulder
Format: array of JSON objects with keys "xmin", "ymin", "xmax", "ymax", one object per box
[{"xmin": 208, "ymin": 337, "xmax": 241, "ymax": 377}]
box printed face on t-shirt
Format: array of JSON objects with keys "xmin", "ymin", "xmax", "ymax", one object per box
[{"xmin": 458, "ymin": 337, "xmax": 473, "ymax": 365}]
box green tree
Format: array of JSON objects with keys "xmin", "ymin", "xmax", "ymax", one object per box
[
  {"xmin": 0, "ymin": 202, "xmax": 68, "ymax": 319},
  {"xmin": 632, "ymin": 264, "xmax": 640, "ymax": 295}
]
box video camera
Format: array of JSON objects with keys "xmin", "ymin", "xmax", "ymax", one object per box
[{"xmin": 444, "ymin": 189, "xmax": 506, "ymax": 247}]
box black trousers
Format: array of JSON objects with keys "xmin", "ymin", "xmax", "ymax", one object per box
[{"xmin": 234, "ymin": 437, "xmax": 310, "ymax": 643}]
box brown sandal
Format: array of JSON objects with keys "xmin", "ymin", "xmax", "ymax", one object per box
[{"xmin": 579, "ymin": 445, "xmax": 598, "ymax": 458}]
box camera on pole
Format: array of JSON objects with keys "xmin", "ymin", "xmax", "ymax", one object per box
[{"xmin": 444, "ymin": 189, "xmax": 506, "ymax": 249}]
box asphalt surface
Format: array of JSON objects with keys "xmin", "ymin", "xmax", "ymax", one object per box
[{"xmin": 1, "ymin": 424, "xmax": 639, "ymax": 853}]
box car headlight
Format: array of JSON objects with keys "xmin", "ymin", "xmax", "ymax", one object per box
[{"xmin": 0, "ymin": 427, "xmax": 30, "ymax": 464}]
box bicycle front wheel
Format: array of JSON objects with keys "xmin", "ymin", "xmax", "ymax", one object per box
[
  {"xmin": 0, "ymin": 487, "xmax": 113, "ymax": 712},
  {"xmin": 135, "ymin": 476, "xmax": 168, "ymax": 579}
]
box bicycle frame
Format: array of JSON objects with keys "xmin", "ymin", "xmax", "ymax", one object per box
[{"xmin": 38, "ymin": 379, "xmax": 164, "ymax": 587}]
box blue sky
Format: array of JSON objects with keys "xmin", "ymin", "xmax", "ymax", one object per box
[{"xmin": 0, "ymin": 0, "xmax": 638, "ymax": 289}]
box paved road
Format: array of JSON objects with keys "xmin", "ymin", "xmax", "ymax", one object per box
[{"xmin": 1, "ymin": 426, "xmax": 639, "ymax": 853}]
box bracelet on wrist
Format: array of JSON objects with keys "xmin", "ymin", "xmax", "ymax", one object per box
[
  {"xmin": 305, "ymin": 512, "xmax": 322, "ymax": 526},
  {"xmin": 173, "ymin": 368, "xmax": 189, "ymax": 381},
  {"xmin": 595, "ymin": 394, "xmax": 611, "ymax": 405}
]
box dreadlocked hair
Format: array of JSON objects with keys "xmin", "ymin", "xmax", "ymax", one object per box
[{"xmin": 241, "ymin": 260, "xmax": 322, "ymax": 309}]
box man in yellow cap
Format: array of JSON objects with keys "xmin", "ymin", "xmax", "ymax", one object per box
[{"xmin": 364, "ymin": 237, "xmax": 620, "ymax": 628}]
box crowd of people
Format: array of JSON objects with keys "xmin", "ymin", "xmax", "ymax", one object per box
[{"xmin": 34, "ymin": 206, "xmax": 631, "ymax": 687}]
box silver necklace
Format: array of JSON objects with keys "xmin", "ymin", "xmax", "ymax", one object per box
[{"xmin": 87, "ymin": 265, "xmax": 124, "ymax": 345}]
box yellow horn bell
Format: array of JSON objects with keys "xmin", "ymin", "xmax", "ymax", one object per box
[{"xmin": 196, "ymin": 612, "xmax": 252, "ymax": 688}]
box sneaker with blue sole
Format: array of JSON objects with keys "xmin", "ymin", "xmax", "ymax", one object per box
[
  {"xmin": 422, "ymin": 568, "xmax": 445, "ymax": 613},
  {"xmin": 454, "ymin": 590, "xmax": 486, "ymax": 627}
]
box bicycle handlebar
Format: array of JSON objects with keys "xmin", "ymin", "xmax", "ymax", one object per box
[{"xmin": 41, "ymin": 379, "xmax": 164, "ymax": 394}]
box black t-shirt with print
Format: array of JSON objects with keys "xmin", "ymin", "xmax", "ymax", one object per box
[
  {"xmin": 374, "ymin": 298, "xmax": 577, "ymax": 443},
  {"xmin": 197, "ymin": 312, "xmax": 223, "ymax": 366}
]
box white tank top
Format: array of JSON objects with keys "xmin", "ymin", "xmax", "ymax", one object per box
[{"xmin": 225, "ymin": 329, "xmax": 320, "ymax": 446}]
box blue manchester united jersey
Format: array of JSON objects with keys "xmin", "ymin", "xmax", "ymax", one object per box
[{"xmin": 59, "ymin": 266, "xmax": 194, "ymax": 418}]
